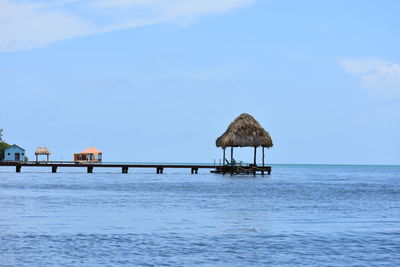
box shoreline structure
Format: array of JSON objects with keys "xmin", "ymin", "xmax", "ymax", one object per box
[
  {"xmin": 0, "ymin": 114, "xmax": 273, "ymax": 175},
  {"xmin": 0, "ymin": 161, "xmax": 272, "ymax": 175}
]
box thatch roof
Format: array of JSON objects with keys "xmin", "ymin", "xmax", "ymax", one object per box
[
  {"xmin": 216, "ymin": 113, "xmax": 273, "ymax": 148},
  {"xmin": 35, "ymin": 147, "xmax": 51, "ymax": 155}
]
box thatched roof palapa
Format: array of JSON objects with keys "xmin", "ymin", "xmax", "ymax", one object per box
[
  {"xmin": 216, "ymin": 113, "xmax": 273, "ymax": 148},
  {"xmin": 35, "ymin": 147, "xmax": 51, "ymax": 155}
]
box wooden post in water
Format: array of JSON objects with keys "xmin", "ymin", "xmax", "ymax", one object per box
[{"xmin": 52, "ymin": 166, "xmax": 57, "ymax": 173}]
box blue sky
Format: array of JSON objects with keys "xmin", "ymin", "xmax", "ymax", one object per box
[{"xmin": 0, "ymin": 0, "xmax": 399, "ymax": 164}]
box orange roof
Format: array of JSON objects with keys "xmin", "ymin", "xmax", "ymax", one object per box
[{"xmin": 77, "ymin": 147, "xmax": 102, "ymax": 155}]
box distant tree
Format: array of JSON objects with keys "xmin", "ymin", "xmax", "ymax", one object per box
[
  {"xmin": 0, "ymin": 142, "xmax": 10, "ymax": 161},
  {"xmin": 0, "ymin": 129, "xmax": 10, "ymax": 161}
]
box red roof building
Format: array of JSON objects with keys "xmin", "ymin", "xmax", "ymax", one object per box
[{"xmin": 74, "ymin": 147, "xmax": 102, "ymax": 163}]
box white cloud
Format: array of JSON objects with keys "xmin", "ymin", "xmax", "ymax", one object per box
[
  {"xmin": 0, "ymin": 0, "xmax": 256, "ymax": 52},
  {"xmin": 361, "ymin": 64, "xmax": 400, "ymax": 101},
  {"xmin": 94, "ymin": 0, "xmax": 254, "ymax": 13},
  {"xmin": 0, "ymin": 0, "xmax": 92, "ymax": 51},
  {"xmin": 339, "ymin": 58, "xmax": 400, "ymax": 101},
  {"xmin": 339, "ymin": 58, "xmax": 391, "ymax": 75},
  {"xmin": 93, "ymin": 0, "xmax": 163, "ymax": 9}
]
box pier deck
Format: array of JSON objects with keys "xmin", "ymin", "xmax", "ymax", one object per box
[{"xmin": 0, "ymin": 161, "xmax": 271, "ymax": 175}]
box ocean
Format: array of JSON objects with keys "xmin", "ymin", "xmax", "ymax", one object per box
[{"xmin": 0, "ymin": 164, "xmax": 399, "ymax": 266}]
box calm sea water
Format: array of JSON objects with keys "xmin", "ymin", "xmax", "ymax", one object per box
[{"xmin": 0, "ymin": 165, "xmax": 399, "ymax": 266}]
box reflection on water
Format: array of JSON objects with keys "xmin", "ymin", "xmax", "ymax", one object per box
[{"xmin": 0, "ymin": 165, "xmax": 399, "ymax": 266}]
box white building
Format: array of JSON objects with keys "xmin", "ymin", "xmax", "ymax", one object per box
[{"xmin": 4, "ymin": 145, "xmax": 26, "ymax": 161}]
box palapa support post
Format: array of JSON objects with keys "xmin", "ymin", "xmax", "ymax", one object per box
[
  {"xmin": 262, "ymin": 147, "xmax": 265, "ymax": 167},
  {"xmin": 52, "ymin": 166, "xmax": 57, "ymax": 173},
  {"xmin": 223, "ymin": 148, "xmax": 226, "ymax": 166},
  {"xmin": 254, "ymin": 147, "xmax": 257, "ymax": 166},
  {"xmin": 230, "ymin": 146, "xmax": 234, "ymax": 175},
  {"xmin": 36, "ymin": 155, "xmax": 38, "ymax": 162},
  {"xmin": 87, "ymin": 166, "xmax": 93, "ymax": 173},
  {"xmin": 16, "ymin": 166, "xmax": 21, "ymax": 173},
  {"xmin": 47, "ymin": 155, "xmax": 49, "ymax": 162}
]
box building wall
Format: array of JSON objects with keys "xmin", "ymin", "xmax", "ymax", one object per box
[{"xmin": 4, "ymin": 146, "xmax": 25, "ymax": 161}]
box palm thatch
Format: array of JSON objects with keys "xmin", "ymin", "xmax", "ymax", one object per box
[
  {"xmin": 216, "ymin": 113, "xmax": 273, "ymax": 148},
  {"xmin": 35, "ymin": 147, "xmax": 51, "ymax": 155}
]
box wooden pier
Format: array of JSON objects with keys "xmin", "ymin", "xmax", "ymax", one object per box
[
  {"xmin": 212, "ymin": 165, "xmax": 271, "ymax": 175},
  {"xmin": 0, "ymin": 161, "xmax": 271, "ymax": 175}
]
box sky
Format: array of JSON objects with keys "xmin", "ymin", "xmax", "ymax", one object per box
[{"xmin": 0, "ymin": 0, "xmax": 399, "ymax": 165}]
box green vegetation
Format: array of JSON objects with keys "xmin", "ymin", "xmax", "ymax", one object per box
[
  {"xmin": 0, "ymin": 142, "xmax": 10, "ymax": 161},
  {"xmin": 0, "ymin": 129, "xmax": 10, "ymax": 161}
]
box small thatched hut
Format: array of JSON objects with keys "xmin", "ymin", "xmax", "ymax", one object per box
[
  {"xmin": 216, "ymin": 113, "xmax": 273, "ymax": 166},
  {"xmin": 35, "ymin": 147, "xmax": 51, "ymax": 162}
]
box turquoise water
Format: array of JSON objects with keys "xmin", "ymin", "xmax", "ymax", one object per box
[{"xmin": 0, "ymin": 165, "xmax": 399, "ymax": 266}]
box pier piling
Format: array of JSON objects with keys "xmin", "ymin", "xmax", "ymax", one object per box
[
  {"xmin": 122, "ymin": 167, "xmax": 128, "ymax": 174},
  {"xmin": 16, "ymin": 166, "xmax": 21, "ymax": 173},
  {"xmin": 87, "ymin": 166, "xmax": 93, "ymax": 173},
  {"xmin": 52, "ymin": 166, "xmax": 57, "ymax": 173}
]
